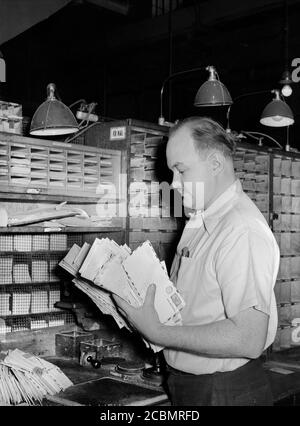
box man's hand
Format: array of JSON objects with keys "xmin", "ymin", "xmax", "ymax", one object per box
[{"xmin": 112, "ymin": 284, "xmax": 163, "ymax": 344}]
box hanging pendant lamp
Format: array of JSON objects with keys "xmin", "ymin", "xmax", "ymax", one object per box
[
  {"xmin": 30, "ymin": 83, "xmax": 79, "ymax": 136},
  {"xmin": 260, "ymin": 89, "xmax": 294, "ymax": 127},
  {"xmin": 194, "ymin": 66, "xmax": 232, "ymax": 107}
]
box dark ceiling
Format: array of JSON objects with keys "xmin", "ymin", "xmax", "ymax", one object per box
[{"xmin": 1, "ymin": 0, "xmax": 300, "ymax": 149}]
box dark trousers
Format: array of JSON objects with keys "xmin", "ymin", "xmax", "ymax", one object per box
[{"xmin": 166, "ymin": 359, "xmax": 273, "ymax": 406}]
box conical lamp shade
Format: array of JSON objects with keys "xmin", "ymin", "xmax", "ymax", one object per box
[
  {"xmin": 279, "ymin": 70, "xmax": 293, "ymax": 85},
  {"xmin": 194, "ymin": 80, "xmax": 233, "ymax": 107},
  {"xmin": 260, "ymin": 99, "xmax": 294, "ymax": 127},
  {"xmin": 30, "ymin": 83, "xmax": 79, "ymax": 136}
]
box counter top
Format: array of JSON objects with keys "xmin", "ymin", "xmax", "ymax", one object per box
[
  {"xmin": 43, "ymin": 357, "xmax": 170, "ymax": 406},
  {"xmin": 264, "ymin": 347, "xmax": 300, "ymax": 404},
  {"xmin": 45, "ymin": 352, "xmax": 300, "ymax": 406}
]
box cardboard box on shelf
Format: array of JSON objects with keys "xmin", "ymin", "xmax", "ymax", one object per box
[{"xmin": 0, "ymin": 101, "xmax": 23, "ymax": 135}]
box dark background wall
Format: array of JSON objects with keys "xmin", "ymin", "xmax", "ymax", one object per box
[{"xmin": 1, "ymin": 0, "xmax": 300, "ymax": 149}]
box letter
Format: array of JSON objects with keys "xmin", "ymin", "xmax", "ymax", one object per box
[
  {"xmin": 151, "ymin": 411, "xmax": 159, "ymax": 421},
  {"xmin": 0, "ymin": 57, "xmax": 5, "ymax": 82},
  {"xmin": 291, "ymin": 318, "xmax": 300, "ymax": 343},
  {"xmin": 128, "ymin": 413, "xmax": 134, "ymax": 424},
  {"xmin": 96, "ymin": 182, "xmax": 117, "ymax": 218},
  {"xmin": 179, "ymin": 411, "xmax": 185, "ymax": 421},
  {"xmin": 144, "ymin": 411, "xmax": 151, "ymax": 421},
  {"xmin": 112, "ymin": 411, "xmax": 118, "ymax": 421},
  {"xmin": 186, "ymin": 412, "xmax": 192, "ymax": 420},
  {"xmin": 118, "ymin": 173, "xmax": 127, "ymax": 218},
  {"xmin": 118, "ymin": 413, "xmax": 126, "ymax": 422},
  {"xmin": 291, "ymin": 58, "xmax": 300, "ymax": 83},
  {"xmin": 160, "ymin": 181, "xmax": 171, "ymax": 218},
  {"xmin": 129, "ymin": 181, "xmax": 148, "ymax": 217},
  {"xmin": 168, "ymin": 411, "xmax": 177, "ymax": 421},
  {"xmin": 159, "ymin": 412, "xmax": 166, "ymax": 421},
  {"xmin": 192, "ymin": 411, "xmax": 200, "ymax": 420}
]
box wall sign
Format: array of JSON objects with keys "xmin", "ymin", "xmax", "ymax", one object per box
[{"xmin": 110, "ymin": 126, "xmax": 126, "ymax": 140}]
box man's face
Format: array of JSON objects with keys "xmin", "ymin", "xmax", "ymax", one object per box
[{"xmin": 166, "ymin": 125, "xmax": 213, "ymax": 211}]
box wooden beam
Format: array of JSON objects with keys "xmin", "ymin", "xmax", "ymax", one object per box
[
  {"xmin": 106, "ymin": 0, "xmax": 300, "ymax": 50},
  {"xmin": 87, "ymin": 0, "xmax": 129, "ymax": 15}
]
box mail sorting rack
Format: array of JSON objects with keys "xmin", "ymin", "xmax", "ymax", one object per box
[
  {"xmin": 0, "ymin": 132, "xmax": 121, "ymax": 198},
  {"xmin": 233, "ymin": 148, "xmax": 270, "ymax": 223},
  {"xmin": 272, "ymin": 154, "xmax": 300, "ymax": 351},
  {"xmin": 233, "ymin": 147, "xmax": 300, "ymax": 352},
  {"xmin": 0, "ymin": 228, "xmax": 125, "ymax": 336},
  {"xmin": 128, "ymin": 124, "xmax": 184, "ymax": 270},
  {"xmin": 0, "ymin": 231, "xmax": 82, "ymax": 334}
]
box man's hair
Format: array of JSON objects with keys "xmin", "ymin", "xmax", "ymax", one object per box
[{"xmin": 169, "ymin": 116, "xmax": 236, "ymax": 158}]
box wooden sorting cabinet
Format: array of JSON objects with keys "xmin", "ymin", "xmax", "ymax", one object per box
[
  {"xmin": 0, "ymin": 132, "xmax": 121, "ymax": 199},
  {"xmin": 0, "ymin": 229, "xmax": 75, "ymax": 335},
  {"xmin": 272, "ymin": 154, "xmax": 300, "ymax": 351},
  {"xmin": 234, "ymin": 148, "xmax": 270, "ymax": 223},
  {"xmin": 76, "ymin": 119, "xmax": 300, "ymax": 353},
  {"xmin": 127, "ymin": 124, "xmax": 183, "ymax": 269},
  {"xmin": 0, "ymin": 227, "xmax": 125, "ymax": 336},
  {"xmin": 0, "ymin": 131, "xmax": 125, "ymax": 351}
]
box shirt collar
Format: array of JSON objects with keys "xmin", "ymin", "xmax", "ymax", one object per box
[{"xmin": 188, "ymin": 179, "xmax": 242, "ymax": 234}]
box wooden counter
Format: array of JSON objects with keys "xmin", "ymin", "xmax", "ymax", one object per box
[
  {"xmin": 43, "ymin": 357, "xmax": 170, "ymax": 406},
  {"xmin": 264, "ymin": 347, "xmax": 300, "ymax": 405}
]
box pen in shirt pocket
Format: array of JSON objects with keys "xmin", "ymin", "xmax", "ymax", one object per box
[
  {"xmin": 181, "ymin": 247, "xmax": 190, "ymax": 258},
  {"xmin": 177, "ymin": 246, "xmax": 190, "ymax": 275}
]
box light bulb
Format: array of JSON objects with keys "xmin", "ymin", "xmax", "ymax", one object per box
[
  {"xmin": 272, "ymin": 115, "xmax": 284, "ymax": 122},
  {"xmin": 281, "ymin": 84, "xmax": 292, "ymax": 97}
]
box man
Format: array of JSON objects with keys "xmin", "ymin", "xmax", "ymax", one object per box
[{"xmin": 114, "ymin": 117, "xmax": 280, "ymax": 406}]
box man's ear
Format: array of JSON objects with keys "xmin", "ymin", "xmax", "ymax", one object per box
[{"xmin": 207, "ymin": 151, "xmax": 224, "ymax": 176}]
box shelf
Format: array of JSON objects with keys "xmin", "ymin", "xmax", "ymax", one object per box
[
  {"xmin": 0, "ymin": 281, "xmax": 61, "ymax": 288},
  {"xmin": 0, "ymin": 191, "xmax": 105, "ymax": 203},
  {"xmin": 274, "ymin": 230, "xmax": 300, "ymax": 233},
  {"xmin": 0, "ymin": 226, "xmax": 123, "ymax": 234},
  {"xmin": 2, "ymin": 323, "xmax": 75, "ymax": 336},
  {"xmin": 0, "ymin": 250, "xmax": 68, "ymax": 256},
  {"xmin": 0, "ymin": 310, "xmax": 66, "ymax": 319}
]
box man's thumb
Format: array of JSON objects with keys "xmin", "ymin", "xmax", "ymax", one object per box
[{"xmin": 146, "ymin": 283, "xmax": 156, "ymax": 303}]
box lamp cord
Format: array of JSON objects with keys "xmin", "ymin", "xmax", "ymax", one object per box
[
  {"xmin": 63, "ymin": 114, "xmax": 118, "ymax": 143},
  {"xmin": 241, "ymin": 130, "xmax": 283, "ymax": 149},
  {"xmin": 64, "ymin": 102, "xmax": 99, "ymax": 142},
  {"xmin": 284, "ymin": 0, "xmax": 289, "ymax": 71},
  {"xmin": 68, "ymin": 99, "xmax": 86, "ymax": 109},
  {"xmin": 159, "ymin": 67, "xmax": 206, "ymax": 121},
  {"xmin": 286, "ymin": 125, "xmax": 290, "ymax": 150},
  {"xmin": 64, "ymin": 121, "xmax": 100, "ymax": 143},
  {"xmin": 215, "ymin": 70, "xmax": 227, "ymax": 107},
  {"xmin": 226, "ymin": 90, "xmax": 272, "ymax": 131}
]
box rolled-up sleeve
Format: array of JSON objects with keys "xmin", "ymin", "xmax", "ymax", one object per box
[{"xmin": 215, "ymin": 228, "xmax": 278, "ymax": 319}]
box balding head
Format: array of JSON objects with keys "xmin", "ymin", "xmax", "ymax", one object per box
[{"xmin": 169, "ymin": 116, "xmax": 236, "ymax": 160}]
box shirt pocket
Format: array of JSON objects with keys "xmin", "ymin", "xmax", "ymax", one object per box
[{"xmin": 176, "ymin": 256, "xmax": 198, "ymax": 296}]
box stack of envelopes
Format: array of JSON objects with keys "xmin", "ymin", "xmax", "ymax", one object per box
[
  {"xmin": 0, "ymin": 349, "xmax": 73, "ymax": 405},
  {"xmin": 59, "ymin": 238, "xmax": 185, "ymax": 352}
]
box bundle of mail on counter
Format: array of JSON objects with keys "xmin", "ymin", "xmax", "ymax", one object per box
[
  {"xmin": 0, "ymin": 349, "xmax": 73, "ymax": 405},
  {"xmin": 59, "ymin": 238, "xmax": 185, "ymax": 352}
]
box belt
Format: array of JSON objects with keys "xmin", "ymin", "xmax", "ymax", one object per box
[{"xmin": 166, "ymin": 358, "xmax": 262, "ymax": 378}]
